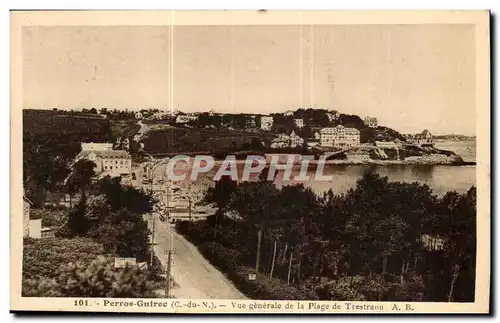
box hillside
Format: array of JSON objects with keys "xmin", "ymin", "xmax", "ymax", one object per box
[{"xmin": 142, "ymin": 127, "xmax": 275, "ymax": 156}]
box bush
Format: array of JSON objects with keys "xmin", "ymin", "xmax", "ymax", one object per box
[
  {"xmin": 23, "ymin": 237, "xmax": 107, "ymax": 280},
  {"xmin": 229, "ymin": 266, "xmax": 316, "ymax": 300},
  {"xmin": 384, "ymin": 148, "xmax": 399, "ymax": 160},
  {"xmin": 30, "ymin": 208, "xmax": 67, "ymax": 227},
  {"xmin": 387, "ymin": 274, "xmax": 425, "ymax": 301},
  {"xmin": 199, "ymin": 242, "xmax": 240, "ymax": 271},
  {"xmin": 23, "ymin": 256, "xmax": 157, "ymax": 298},
  {"xmin": 90, "ymin": 208, "xmax": 151, "ymax": 262},
  {"xmin": 357, "ymin": 276, "xmax": 387, "ymax": 301},
  {"xmin": 55, "ymin": 224, "xmax": 75, "ymax": 238},
  {"xmin": 315, "ymin": 276, "xmax": 366, "ymax": 301}
]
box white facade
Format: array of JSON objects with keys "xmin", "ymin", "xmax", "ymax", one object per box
[
  {"xmin": 319, "ymin": 125, "xmax": 360, "ymax": 147},
  {"xmin": 29, "ymin": 219, "xmax": 42, "ymax": 239},
  {"xmin": 176, "ymin": 115, "xmax": 198, "ymax": 124},
  {"xmin": 246, "ymin": 115, "xmax": 257, "ymax": 128},
  {"xmin": 307, "ymin": 140, "xmax": 320, "ymax": 148},
  {"xmin": 294, "ymin": 118, "xmax": 304, "ymax": 129},
  {"xmin": 260, "ymin": 116, "xmax": 273, "ymax": 131},
  {"xmin": 375, "ymin": 141, "xmax": 400, "ymax": 149},
  {"xmin": 326, "ymin": 111, "xmax": 340, "ymax": 122},
  {"xmin": 289, "ymin": 131, "xmax": 304, "ymax": 148},
  {"xmin": 23, "ymin": 197, "xmax": 32, "ymax": 237},
  {"xmin": 81, "ymin": 142, "xmax": 113, "ymax": 152},
  {"xmin": 270, "ymin": 131, "xmax": 304, "ymax": 148},
  {"xmin": 270, "ymin": 134, "xmax": 290, "ymax": 148},
  {"xmin": 134, "ymin": 112, "xmax": 143, "ymax": 120},
  {"xmin": 364, "ymin": 117, "xmax": 378, "ymax": 128},
  {"xmin": 77, "ymin": 150, "xmax": 132, "ymax": 175},
  {"xmin": 415, "ymin": 129, "xmax": 434, "ymax": 147},
  {"xmin": 122, "ymin": 138, "xmax": 130, "ymax": 150}
]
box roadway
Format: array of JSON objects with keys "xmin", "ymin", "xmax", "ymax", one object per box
[
  {"xmin": 134, "ymin": 160, "xmax": 246, "ymax": 299},
  {"xmin": 150, "ymin": 214, "xmax": 247, "ymax": 299}
]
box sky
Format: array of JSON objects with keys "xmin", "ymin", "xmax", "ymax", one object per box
[{"xmin": 22, "ymin": 24, "xmax": 476, "ymax": 135}]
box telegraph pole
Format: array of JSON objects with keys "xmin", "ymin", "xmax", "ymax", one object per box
[
  {"xmin": 164, "ymin": 175, "xmax": 173, "ymax": 298},
  {"xmin": 150, "ymin": 214, "xmax": 155, "ymax": 265},
  {"xmin": 149, "ymin": 163, "xmax": 155, "ymax": 266},
  {"xmin": 165, "ymin": 249, "xmax": 172, "ymax": 298},
  {"xmin": 145, "ymin": 158, "xmax": 174, "ymax": 298}
]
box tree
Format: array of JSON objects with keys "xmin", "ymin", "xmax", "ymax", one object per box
[
  {"xmin": 91, "ymin": 208, "xmax": 151, "ymax": 261},
  {"xmin": 203, "ymin": 176, "xmax": 238, "ymax": 215},
  {"xmin": 228, "ymin": 181, "xmax": 280, "ymax": 273},
  {"xmin": 95, "ymin": 176, "xmax": 155, "ymax": 215},
  {"xmin": 175, "ymin": 169, "xmax": 476, "ymax": 302},
  {"xmin": 439, "ymin": 187, "xmax": 476, "ymax": 302},
  {"xmin": 65, "ymin": 159, "xmax": 97, "ymax": 197},
  {"xmin": 66, "ymin": 193, "xmax": 90, "ymax": 236}
]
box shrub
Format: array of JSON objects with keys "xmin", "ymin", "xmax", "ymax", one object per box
[
  {"xmin": 384, "ymin": 148, "xmax": 398, "ymax": 160},
  {"xmin": 23, "ymin": 237, "xmax": 107, "ymax": 280},
  {"xmin": 229, "ymin": 266, "xmax": 316, "ymax": 300},
  {"xmin": 387, "ymin": 274, "xmax": 425, "ymax": 301},
  {"xmin": 23, "ymin": 256, "xmax": 157, "ymax": 298},
  {"xmin": 199, "ymin": 242, "xmax": 240, "ymax": 271},
  {"xmin": 90, "ymin": 209, "xmax": 151, "ymax": 262},
  {"xmin": 315, "ymin": 276, "xmax": 366, "ymax": 301},
  {"xmin": 30, "ymin": 208, "xmax": 67, "ymax": 227}
]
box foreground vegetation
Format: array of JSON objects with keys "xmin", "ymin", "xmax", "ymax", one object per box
[
  {"xmin": 22, "ymin": 159, "xmax": 163, "ymax": 297},
  {"xmin": 177, "ymin": 171, "xmax": 476, "ymax": 302}
]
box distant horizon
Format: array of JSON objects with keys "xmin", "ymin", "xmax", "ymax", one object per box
[{"xmin": 22, "ymin": 25, "xmax": 476, "ymax": 137}]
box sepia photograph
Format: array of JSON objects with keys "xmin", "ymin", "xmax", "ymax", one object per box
[{"xmin": 10, "ymin": 10, "xmax": 490, "ymax": 313}]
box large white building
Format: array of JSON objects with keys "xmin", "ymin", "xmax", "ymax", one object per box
[
  {"xmin": 319, "ymin": 125, "xmax": 361, "ymax": 147},
  {"xmin": 76, "ymin": 150, "xmax": 132, "ymax": 175},
  {"xmin": 260, "ymin": 116, "xmax": 273, "ymax": 131}
]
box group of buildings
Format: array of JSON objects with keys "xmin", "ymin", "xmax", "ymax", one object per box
[{"xmin": 270, "ymin": 131, "xmax": 304, "ymax": 148}]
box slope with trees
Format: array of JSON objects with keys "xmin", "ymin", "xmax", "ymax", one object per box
[{"xmin": 177, "ymin": 171, "xmax": 477, "ymax": 302}]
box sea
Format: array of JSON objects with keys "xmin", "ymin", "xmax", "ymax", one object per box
[
  {"xmin": 279, "ymin": 140, "xmax": 477, "ymax": 197},
  {"xmin": 146, "ymin": 140, "xmax": 477, "ymax": 198}
]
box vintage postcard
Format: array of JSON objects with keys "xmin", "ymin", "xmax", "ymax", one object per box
[{"xmin": 10, "ymin": 10, "xmax": 490, "ymax": 314}]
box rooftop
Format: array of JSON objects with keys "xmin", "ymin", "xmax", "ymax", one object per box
[{"xmin": 78, "ymin": 150, "xmax": 131, "ymax": 159}]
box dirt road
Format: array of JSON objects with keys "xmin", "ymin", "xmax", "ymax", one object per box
[{"xmin": 151, "ymin": 216, "xmax": 247, "ymax": 299}]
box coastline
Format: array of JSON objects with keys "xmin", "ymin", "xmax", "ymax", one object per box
[{"xmin": 205, "ymin": 156, "xmax": 477, "ymax": 166}]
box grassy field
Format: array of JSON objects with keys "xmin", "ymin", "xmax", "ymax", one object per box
[
  {"xmin": 23, "ymin": 109, "xmax": 141, "ymax": 140},
  {"xmin": 23, "ymin": 109, "xmax": 112, "ymax": 137},
  {"xmin": 143, "ymin": 127, "xmax": 275, "ymax": 155}
]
